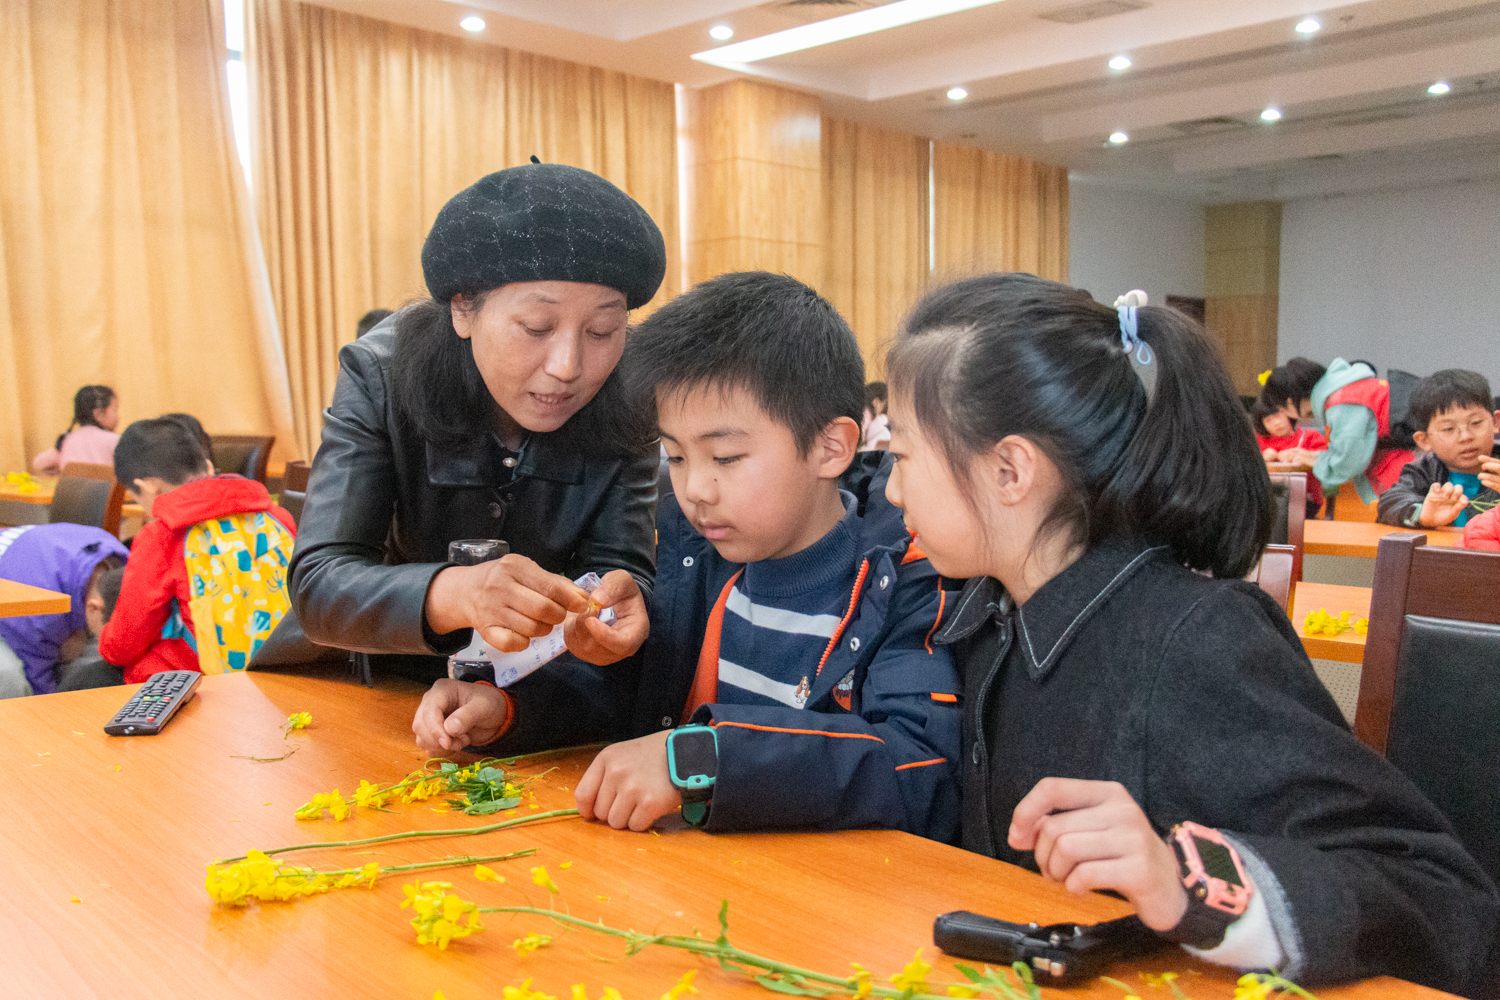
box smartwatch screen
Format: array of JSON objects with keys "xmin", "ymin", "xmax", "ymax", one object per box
[
  {"xmin": 1193, "ymin": 835, "xmax": 1243, "ymax": 887},
  {"xmin": 672, "ymin": 730, "xmax": 718, "ymax": 779}
]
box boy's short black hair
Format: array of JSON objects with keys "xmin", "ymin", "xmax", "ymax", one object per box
[
  {"xmin": 160, "ymin": 413, "xmax": 212, "ymax": 460},
  {"xmin": 626, "ymin": 272, "xmax": 864, "ymax": 454},
  {"xmin": 1410, "ymin": 369, "xmax": 1494, "ymax": 431},
  {"xmin": 114, "ymin": 418, "xmax": 210, "ymax": 488}
]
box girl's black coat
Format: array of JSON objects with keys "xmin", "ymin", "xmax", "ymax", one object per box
[{"xmin": 936, "ymin": 539, "xmax": 1498, "ymax": 993}]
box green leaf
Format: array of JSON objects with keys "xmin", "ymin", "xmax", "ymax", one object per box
[
  {"xmin": 752, "ymin": 975, "xmax": 835, "ymax": 997},
  {"xmin": 462, "ymin": 797, "xmax": 521, "ymax": 815},
  {"xmin": 717, "ymin": 898, "xmax": 730, "ymax": 947},
  {"xmin": 954, "ymin": 964, "xmax": 984, "ymax": 984},
  {"xmin": 475, "ymin": 766, "xmax": 507, "ymax": 784}
]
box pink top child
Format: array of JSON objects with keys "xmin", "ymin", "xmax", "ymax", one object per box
[{"xmin": 31, "ymin": 386, "xmax": 120, "ymax": 476}]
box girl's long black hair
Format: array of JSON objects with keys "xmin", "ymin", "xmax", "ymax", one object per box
[
  {"xmin": 388, "ymin": 296, "xmax": 653, "ymax": 459},
  {"xmin": 57, "ymin": 385, "xmax": 115, "ymax": 450},
  {"xmin": 887, "ymin": 273, "xmax": 1271, "ymax": 579}
]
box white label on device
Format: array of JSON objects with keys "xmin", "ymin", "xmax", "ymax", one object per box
[{"xmin": 448, "ymin": 572, "xmax": 617, "ymax": 687}]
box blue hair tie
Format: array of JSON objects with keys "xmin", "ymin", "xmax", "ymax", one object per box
[{"xmin": 1113, "ymin": 290, "xmax": 1156, "ymax": 404}]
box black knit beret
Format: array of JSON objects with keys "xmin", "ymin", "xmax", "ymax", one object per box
[{"xmin": 422, "ymin": 163, "xmax": 667, "ymax": 310}]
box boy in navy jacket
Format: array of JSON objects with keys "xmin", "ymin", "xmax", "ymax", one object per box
[{"xmin": 412, "ymin": 272, "xmax": 961, "ymax": 841}]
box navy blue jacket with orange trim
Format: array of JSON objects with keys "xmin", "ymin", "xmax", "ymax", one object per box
[{"xmin": 478, "ymin": 454, "xmax": 962, "ymax": 842}]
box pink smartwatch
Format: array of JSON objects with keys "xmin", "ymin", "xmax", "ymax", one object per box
[{"xmin": 1159, "ymin": 821, "xmax": 1254, "ymax": 949}]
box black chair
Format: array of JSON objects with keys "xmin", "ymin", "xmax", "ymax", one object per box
[
  {"xmin": 210, "ymin": 435, "xmax": 275, "ymax": 484},
  {"xmin": 49, "ymin": 474, "xmax": 123, "ymax": 536},
  {"xmin": 282, "ymin": 460, "xmax": 311, "ymax": 493},
  {"xmin": 1355, "ymin": 533, "xmax": 1500, "ymax": 894},
  {"xmin": 280, "ymin": 489, "xmax": 305, "ymax": 526}
]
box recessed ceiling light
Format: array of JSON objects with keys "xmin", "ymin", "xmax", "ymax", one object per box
[
  {"xmin": 1109, "ymin": 131, "xmax": 1129, "ymax": 144},
  {"xmin": 693, "ymin": 0, "xmax": 1007, "ymax": 66},
  {"xmin": 460, "ymin": 15, "xmax": 485, "ymax": 32},
  {"xmin": 1260, "ymin": 106, "xmax": 1282, "ymax": 122},
  {"xmin": 947, "ymin": 86, "xmax": 968, "ymax": 101},
  {"xmin": 1428, "ymin": 81, "xmax": 1451, "ymax": 95},
  {"xmin": 1294, "ymin": 18, "xmax": 1321, "ymax": 34},
  {"xmin": 709, "ymin": 24, "xmax": 734, "ymax": 41},
  {"xmin": 1108, "ymin": 55, "xmax": 1132, "ymax": 70}
]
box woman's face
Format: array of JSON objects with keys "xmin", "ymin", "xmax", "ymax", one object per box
[
  {"xmin": 453, "ymin": 281, "xmax": 629, "ymax": 439},
  {"xmin": 93, "ymin": 397, "xmax": 119, "ymax": 432}
]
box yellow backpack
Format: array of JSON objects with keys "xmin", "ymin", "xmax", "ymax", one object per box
[{"xmin": 181, "ymin": 511, "xmax": 294, "ymax": 673}]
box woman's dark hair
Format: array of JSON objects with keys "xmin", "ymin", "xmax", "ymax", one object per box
[
  {"xmin": 57, "ymin": 385, "xmax": 115, "ymax": 450},
  {"xmin": 1259, "ymin": 357, "xmax": 1326, "ymax": 411},
  {"xmin": 389, "ymin": 297, "xmax": 650, "ymax": 458},
  {"xmin": 887, "ymin": 273, "xmax": 1270, "ymax": 579}
]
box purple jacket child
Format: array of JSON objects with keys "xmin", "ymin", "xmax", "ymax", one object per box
[{"xmin": 0, "ymin": 524, "xmax": 128, "ymax": 694}]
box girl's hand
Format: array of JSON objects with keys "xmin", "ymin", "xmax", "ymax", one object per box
[
  {"xmin": 424, "ymin": 554, "xmax": 592, "ymax": 652},
  {"xmin": 1279, "ymin": 448, "xmax": 1319, "ymax": 469},
  {"xmin": 1009, "ymin": 777, "xmax": 1188, "ymax": 932},
  {"xmin": 574, "ymin": 730, "xmax": 680, "ymax": 831},
  {"xmin": 1419, "ymin": 482, "xmax": 1470, "ymax": 527},
  {"xmin": 1479, "ymin": 458, "xmax": 1500, "ymax": 494},
  {"xmin": 563, "ymin": 569, "xmax": 649, "ymax": 666},
  {"xmin": 411, "ymin": 679, "xmax": 511, "ymax": 755},
  {"xmin": 1261, "ymin": 448, "xmax": 1279, "ymax": 461}
]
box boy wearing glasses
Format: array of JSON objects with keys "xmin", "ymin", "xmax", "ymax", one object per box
[{"xmin": 1378, "ymin": 369, "xmax": 1500, "ymax": 528}]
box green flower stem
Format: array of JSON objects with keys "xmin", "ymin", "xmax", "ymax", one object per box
[
  {"xmin": 480, "ymin": 904, "xmax": 968, "ymax": 1000},
  {"xmin": 272, "ymin": 848, "xmax": 537, "ymax": 880},
  {"xmin": 217, "ymin": 808, "xmax": 579, "ymax": 864}
]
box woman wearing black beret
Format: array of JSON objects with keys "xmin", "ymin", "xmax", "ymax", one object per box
[{"xmin": 287, "ymin": 163, "xmax": 666, "ymax": 691}]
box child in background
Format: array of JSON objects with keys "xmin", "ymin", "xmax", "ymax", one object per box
[
  {"xmin": 56, "ymin": 564, "xmax": 128, "ymax": 691},
  {"xmin": 0, "ymin": 523, "xmax": 128, "ymax": 696},
  {"xmin": 1250, "ymin": 394, "xmax": 1327, "ymax": 513},
  {"xmin": 412, "ymin": 272, "xmax": 961, "ymax": 840},
  {"xmin": 31, "ymin": 385, "xmax": 120, "ymax": 476},
  {"xmin": 882, "ymin": 273, "xmax": 1495, "ymax": 992},
  {"xmin": 101, "ymin": 418, "xmax": 296, "ymax": 682},
  {"xmin": 1259, "ymin": 357, "xmax": 1413, "ymax": 504},
  {"xmin": 161, "ymin": 412, "xmax": 215, "ymax": 469},
  {"xmin": 860, "ymin": 381, "xmax": 891, "ymax": 451},
  {"xmin": 1377, "ymin": 369, "xmax": 1500, "ymax": 529}
]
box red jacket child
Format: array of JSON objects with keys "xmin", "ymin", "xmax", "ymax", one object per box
[
  {"xmin": 1463, "ymin": 507, "xmax": 1500, "ymax": 551},
  {"xmin": 1256, "ymin": 426, "xmax": 1329, "ymax": 511},
  {"xmin": 100, "ymin": 477, "xmax": 296, "ymax": 684}
]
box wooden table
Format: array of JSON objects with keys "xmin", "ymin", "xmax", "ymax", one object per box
[
  {"xmin": 1292, "ymin": 582, "xmax": 1372, "ymax": 663},
  {"xmin": 0, "ymin": 671, "xmax": 1445, "ymax": 998},
  {"xmin": 1305, "ymin": 521, "xmax": 1463, "ymax": 558},
  {"xmin": 0, "ymin": 579, "xmax": 71, "ymax": 617}
]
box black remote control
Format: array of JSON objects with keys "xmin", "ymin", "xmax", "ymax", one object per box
[{"xmin": 104, "ymin": 670, "xmax": 202, "ymax": 736}]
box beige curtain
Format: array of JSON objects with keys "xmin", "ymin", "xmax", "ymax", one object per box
[
  {"xmin": 932, "ymin": 141, "xmax": 1069, "ymax": 284},
  {"xmin": 248, "ymin": 0, "xmax": 681, "ymax": 461},
  {"xmin": 0, "ymin": 0, "xmax": 295, "ymax": 475},
  {"xmin": 822, "ymin": 117, "xmax": 929, "ymax": 379}
]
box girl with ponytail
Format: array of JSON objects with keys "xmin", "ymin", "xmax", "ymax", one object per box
[
  {"xmin": 32, "ymin": 386, "xmax": 120, "ymax": 476},
  {"xmin": 883, "ymin": 273, "xmax": 1495, "ymax": 992}
]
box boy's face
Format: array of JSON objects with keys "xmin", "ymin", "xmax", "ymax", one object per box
[
  {"xmin": 128, "ymin": 477, "xmax": 175, "ymax": 518},
  {"xmin": 659, "ymin": 384, "xmax": 856, "ymax": 564},
  {"xmin": 1414, "ymin": 404, "xmax": 1499, "ymax": 474}
]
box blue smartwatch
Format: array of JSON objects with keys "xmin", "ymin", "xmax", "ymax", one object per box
[{"xmin": 666, "ymin": 724, "xmax": 718, "ymax": 827}]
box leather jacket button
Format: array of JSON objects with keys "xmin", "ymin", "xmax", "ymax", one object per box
[
  {"xmin": 488, "ymin": 502, "xmax": 502, "ymax": 518},
  {"xmin": 661, "ymin": 716, "xmax": 673, "ymax": 728}
]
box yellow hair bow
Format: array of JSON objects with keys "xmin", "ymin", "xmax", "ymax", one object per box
[{"xmin": 1257, "ymin": 369, "xmax": 1272, "ymax": 386}]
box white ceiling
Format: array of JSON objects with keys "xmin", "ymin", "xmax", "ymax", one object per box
[{"xmin": 301, "ymin": 0, "xmax": 1500, "ymax": 203}]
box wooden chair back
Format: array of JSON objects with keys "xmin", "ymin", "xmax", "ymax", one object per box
[
  {"xmin": 48, "ymin": 475, "xmax": 123, "ymax": 536},
  {"xmin": 59, "ymin": 462, "xmax": 116, "ymax": 484},
  {"xmin": 1328, "ymin": 478, "xmax": 1378, "ymax": 522},
  {"xmin": 1354, "ymin": 532, "xmax": 1500, "ymax": 889},
  {"xmin": 282, "ymin": 460, "xmax": 311, "ymax": 493},
  {"xmin": 1244, "ymin": 543, "xmax": 1295, "ymax": 612},
  {"xmin": 1266, "ymin": 472, "xmax": 1306, "ymax": 584},
  {"xmin": 210, "ymin": 435, "xmax": 275, "ymax": 484}
]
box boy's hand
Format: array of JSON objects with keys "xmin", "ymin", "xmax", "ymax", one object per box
[
  {"xmin": 425, "ymin": 555, "xmax": 592, "ymax": 652},
  {"xmin": 574, "ymin": 731, "xmax": 680, "ymax": 832},
  {"xmin": 563, "ymin": 570, "xmax": 649, "ymax": 666},
  {"xmin": 1480, "ymin": 458, "xmax": 1500, "ymax": 494},
  {"xmin": 411, "ymin": 679, "xmax": 511, "ymax": 755},
  {"xmin": 1279, "ymin": 448, "xmax": 1319, "ymax": 469},
  {"xmin": 1419, "ymin": 482, "xmax": 1470, "ymax": 526},
  {"xmin": 1009, "ymin": 777, "xmax": 1188, "ymax": 933}
]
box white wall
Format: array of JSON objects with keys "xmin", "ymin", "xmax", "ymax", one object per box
[
  {"xmin": 1068, "ymin": 180, "xmax": 1206, "ymax": 306},
  {"xmin": 1279, "ymin": 181, "xmax": 1500, "ymax": 392}
]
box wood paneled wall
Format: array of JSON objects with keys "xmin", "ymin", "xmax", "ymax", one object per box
[
  {"xmin": 932, "ymin": 141, "xmax": 1069, "ymax": 283},
  {"xmin": 1205, "ymin": 202, "xmax": 1282, "ymax": 395},
  {"xmin": 681, "ymin": 79, "xmax": 823, "ymax": 289}
]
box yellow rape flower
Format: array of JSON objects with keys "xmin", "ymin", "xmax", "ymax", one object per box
[
  {"xmin": 531, "ymin": 865, "xmax": 560, "ymax": 893},
  {"xmin": 354, "ymin": 779, "xmax": 389, "ymax": 809},
  {"xmin": 284, "ymin": 711, "xmax": 311, "ymax": 731},
  {"xmin": 401, "ymin": 881, "xmax": 485, "ymax": 950},
  {"xmin": 571, "ymin": 988, "xmax": 624, "ymax": 1000},
  {"xmin": 501, "ymin": 981, "xmax": 556, "ymax": 1000},
  {"xmin": 434, "ymin": 993, "xmax": 447, "ymax": 1000},
  {"xmin": 1234, "ymin": 974, "xmax": 1276, "ymax": 1000},
  {"xmin": 1140, "ymin": 972, "xmax": 1179, "ymax": 987},
  {"xmin": 659, "ymin": 970, "xmax": 697, "ymax": 1000},
  {"xmin": 947, "ymin": 988, "xmax": 980, "ymax": 999},
  {"xmin": 511, "ymin": 932, "xmax": 552, "ymax": 956},
  {"xmin": 849, "ymin": 963, "xmax": 873, "ymax": 999},
  {"xmin": 474, "ymin": 864, "xmax": 505, "ymax": 882},
  {"xmin": 889, "ymin": 949, "xmax": 931, "ymax": 994}
]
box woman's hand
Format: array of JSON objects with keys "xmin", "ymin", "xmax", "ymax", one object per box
[
  {"xmin": 574, "ymin": 730, "xmax": 680, "ymax": 831},
  {"xmin": 1009, "ymin": 777, "xmax": 1188, "ymax": 932},
  {"xmin": 563, "ymin": 569, "xmax": 649, "ymax": 666},
  {"xmin": 424, "ymin": 554, "xmax": 592, "ymax": 652},
  {"xmin": 411, "ymin": 679, "xmax": 511, "ymax": 755},
  {"xmin": 1419, "ymin": 481, "xmax": 1470, "ymax": 527}
]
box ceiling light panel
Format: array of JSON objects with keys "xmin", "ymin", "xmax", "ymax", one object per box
[
  {"xmin": 692, "ymin": 0, "xmax": 1010, "ymax": 66},
  {"xmin": 1294, "ymin": 18, "xmax": 1320, "ymax": 34},
  {"xmin": 1108, "ymin": 54, "xmax": 1132, "ymax": 70}
]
